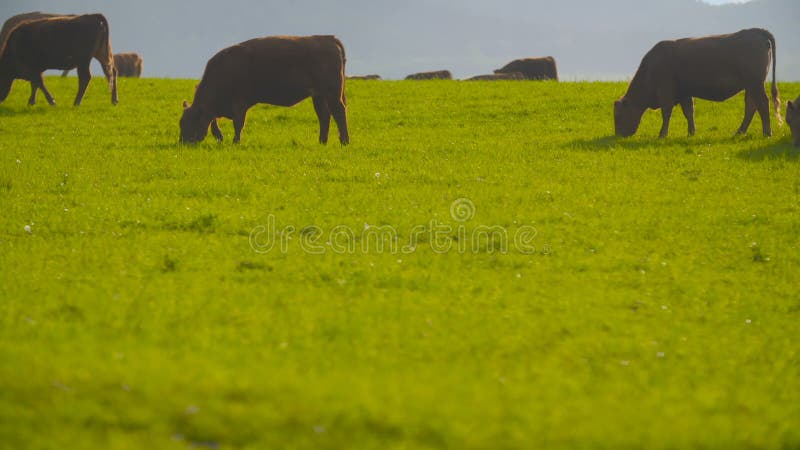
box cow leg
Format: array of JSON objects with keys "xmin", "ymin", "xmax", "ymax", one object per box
[
  {"xmin": 74, "ymin": 64, "xmax": 91, "ymax": 106},
  {"xmin": 658, "ymin": 104, "xmax": 674, "ymax": 138},
  {"xmin": 232, "ymin": 109, "xmax": 247, "ymax": 144},
  {"xmin": 328, "ymin": 94, "xmax": 349, "ymax": 145},
  {"xmin": 210, "ymin": 119, "xmax": 223, "ymax": 142},
  {"xmin": 752, "ymin": 85, "xmax": 772, "ymax": 137},
  {"xmin": 32, "ymin": 75, "xmax": 56, "ymax": 106},
  {"xmin": 312, "ymin": 96, "xmax": 331, "ymax": 144},
  {"xmin": 99, "ymin": 61, "xmax": 119, "ymax": 105},
  {"xmin": 679, "ymin": 97, "xmax": 695, "ymax": 136},
  {"xmin": 737, "ymin": 90, "xmax": 757, "ymax": 135},
  {"xmin": 28, "ymin": 83, "xmax": 38, "ymax": 106}
]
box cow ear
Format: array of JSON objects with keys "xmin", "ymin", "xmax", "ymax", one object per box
[
  {"xmin": 182, "ymin": 100, "xmax": 189, "ymax": 109},
  {"xmin": 788, "ymin": 100, "xmax": 795, "ymax": 111}
]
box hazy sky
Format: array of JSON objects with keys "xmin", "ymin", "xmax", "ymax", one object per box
[{"xmin": 1, "ymin": 0, "xmax": 795, "ymax": 80}]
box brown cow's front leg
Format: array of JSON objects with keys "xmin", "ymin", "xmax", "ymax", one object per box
[
  {"xmin": 31, "ymin": 74, "xmax": 56, "ymax": 106},
  {"xmin": 737, "ymin": 90, "xmax": 757, "ymax": 135},
  {"xmin": 28, "ymin": 83, "xmax": 38, "ymax": 106},
  {"xmin": 232, "ymin": 108, "xmax": 247, "ymax": 144},
  {"xmin": 312, "ymin": 96, "xmax": 331, "ymax": 144},
  {"xmin": 659, "ymin": 104, "xmax": 673, "ymax": 138},
  {"xmin": 679, "ymin": 98, "xmax": 695, "ymax": 136},
  {"xmin": 210, "ymin": 119, "xmax": 223, "ymax": 142},
  {"xmin": 328, "ymin": 94, "xmax": 349, "ymax": 145},
  {"xmin": 74, "ymin": 64, "xmax": 91, "ymax": 106}
]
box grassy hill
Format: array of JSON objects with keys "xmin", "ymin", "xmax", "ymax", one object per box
[{"xmin": 0, "ymin": 76, "xmax": 798, "ymax": 449}]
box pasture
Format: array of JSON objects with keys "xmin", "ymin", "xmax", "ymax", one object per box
[{"xmin": 0, "ymin": 76, "xmax": 798, "ymax": 449}]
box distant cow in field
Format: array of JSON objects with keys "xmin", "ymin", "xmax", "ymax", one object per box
[
  {"xmin": 405, "ymin": 70, "xmax": 452, "ymax": 80},
  {"xmin": 787, "ymin": 96, "xmax": 800, "ymax": 146},
  {"xmin": 347, "ymin": 74, "xmax": 380, "ymax": 80},
  {"xmin": 114, "ymin": 52, "xmax": 142, "ymax": 77},
  {"xmin": 0, "ymin": 14, "xmax": 118, "ymax": 106},
  {"xmin": 495, "ymin": 57, "xmax": 558, "ymax": 81},
  {"xmin": 180, "ymin": 35, "xmax": 348, "ymax": 145},
  {"xmin": 467, "ymin": 72, "xmax": 524, "ymax": 81},
  {"xmin": 614, "ymin": 28, "xmax": 780, "ymax": 138}
]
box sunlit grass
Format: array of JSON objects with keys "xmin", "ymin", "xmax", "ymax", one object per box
[{"xmin": 0, "ymin": 76, "xmax": 798, "ymax": 449}]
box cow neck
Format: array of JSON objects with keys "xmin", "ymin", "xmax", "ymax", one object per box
[{"xmin": 622, "ymin": 62, "xmax": 651, "ymax": 108}]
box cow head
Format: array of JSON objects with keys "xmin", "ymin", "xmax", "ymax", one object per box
[
  {"xmin": 179, "ymin": 100, "xmax": 209, "ymax": 144},
  {"xmin": 614, "ymin": 98, "xmax": 644, "ymax": 137},
  {"xmin": 787, "ymin": 100, "xmax": 800, "ymax": 147}
]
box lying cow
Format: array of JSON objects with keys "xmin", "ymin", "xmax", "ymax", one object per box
[
  {"xmin": 466, "ymin": 72, "xmax": 524, "ymax": 81},
  {"xmin": 787, "ymin": 96, "xmax": 800, "ymax": 146},
  {"xmin": 495, "ymin": 57, "xmax": 558, "ymax": 81},
  {"xmin": 347, "ymin": 74, "xmax": 380, "ymax": 80},
  {"xmin": 405, "ymin": 70, "xmax": 452, "ymax": 80},
  {"xmin": 180, "ymin": 35, "xmax": 348, "ymax": 145},
  {"xmin": 61, "ymin": 51, "xmax": 142, "ymax": 78},
  {"xmin": 614, "ymin": 28, "xmax": 780, "ymax": 138},
  {"xmin": 114, "ymin": 52, "xmax": 142, "ymax": 77},
  {"xmin": 0, "ymin": 14, "xmax": 118, "ymax": 106}
]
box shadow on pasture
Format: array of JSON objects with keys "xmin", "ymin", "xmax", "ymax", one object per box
[
  {"xmin": 566, "ymin": 135, "xmax": 675, "ymax": 151},
  {"xmin": 0, "ymin": 106, "xmax": 50, "ymax": 117},
  {"xmin": 736, "ymin": 140, "xmax": 799, "ymax": 162}
]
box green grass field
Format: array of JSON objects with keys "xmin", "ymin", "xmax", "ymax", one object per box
[{"xmin": 1, "ymin": 76, "xmax": 798, "ymax": 449}]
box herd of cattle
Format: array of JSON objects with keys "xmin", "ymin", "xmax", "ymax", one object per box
[{"xmin": 0, "ymin": 12, "xmax": 798, "ymax": 145}]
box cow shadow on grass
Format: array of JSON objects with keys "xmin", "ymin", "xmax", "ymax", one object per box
[
  {"xmin": 0, "ymin": 106, "xmax": 50, "ymax": 117},
  {"xmin": 736, "ymin": 140, "xmax": 799, "ymax": 162},
  {"xmin": 566, "ymin": 135, "xmax": 713, "ymax": 151}
]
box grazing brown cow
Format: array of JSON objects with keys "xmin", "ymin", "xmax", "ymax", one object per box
[
  {"xmin": 495, "ymin": 57, "xmax": 558, "ymax": 81},
  {"xmin": 347, "ymin": 74, "xmax": 381, "ymax": 80},
  {"xmin": 405, "ymin": 70, "xmax": 452, "ymax": 80},
  {"xmin": 114, "ymin": 52, "xmax": 142, "ymax": 77},
  {"xmin": 1, "ymin": 12, "xmax": 68, "ymax": 46},
  {"xmin": 0, "ymin": 12, "xmax": 76, "ymax": 78},
  {"xmin": 0, "ymin": 14, "xmax": 117, "ymax": 106},
  {"xmin": 180, "ymin": 35, "xmax": 348, "ymax": 145},
  {"xmin": 787, "ymin": 96, "xmax": 800, "ymax": 146},
  {"xmin": 467, "ymin": 72, "xmax": 524, "ymax": 81},
  {"xmin": 614, "ymin": 28, "xmax": 780, "ymax": 138}
]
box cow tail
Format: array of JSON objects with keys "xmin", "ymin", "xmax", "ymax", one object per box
[
  {"xmin": 97, "ymin": 15, "xmax": 115, "ymax": 89},
  {"xmin": 336, "ymin": 38, "xmax": 347, "ymax": 105},
  {"xmin": 763, "ymin": 29, "xmax": 781, "ymax": 125}
]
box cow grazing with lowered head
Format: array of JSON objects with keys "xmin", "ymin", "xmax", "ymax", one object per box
[
  {"xmin": 0, "ymin": 14, "xmax": 117, "ymax": 106},
  {"xmin": 467, "ymin": 72, "xmax": 524, "ymax": 81},
  {"xmin": 787, "ymin": 96, "xmax": 800, "ymax": 146},
  {"xmin": 180, "ymin": 35, "xmax": 348, "ymax": 145},
  {"xmin": 614, "ymin": 28, "xmax": 780, "ymax": 138},
  {"xmin": 405, "ymin": 70, "xmax": 452, "ymax": 80},
  {"xmin": 0, "ymin": 12, "xmax": 69, "ymax": 47},
  {"xmin": 0, "ymin": 12, "xmax": 76, "ymax": 78},
  {"xmin": 114, "ymin": 52, "xmax": 142, "ymax": 77},
  {"xmin": 495, "ymin": 57, "xmax": 558, "ymax": 81}
]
